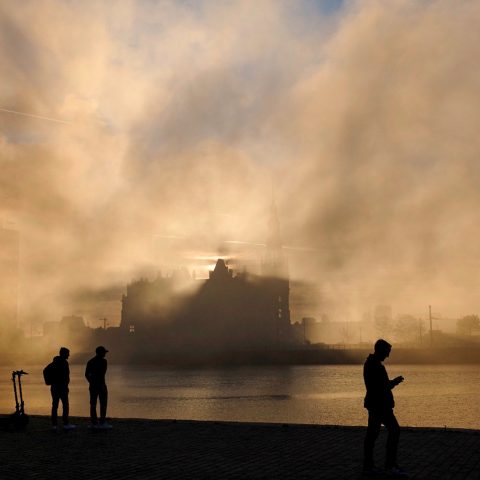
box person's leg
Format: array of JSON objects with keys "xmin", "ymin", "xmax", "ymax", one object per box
[
  {"xmin": 364, "ymin": 410, "xmax": 382, "ymax": 469},
  {"xmin": 51, "ymin": 387, "xmax": 59, "ymax": 426},
  {"xmin": 89, "ymin": 387, "xmax": 98, "ymax": 424},
  {"xmin": 383, "ymin": 409, "xmax": 400, "ymax": 469},
  {"xmin": 99, "ymin": 385, "xmax": 108, "ymax": 424},
  {"xmin": 61, "ymin": 387, "xmax": 70, "ymax": 425}
]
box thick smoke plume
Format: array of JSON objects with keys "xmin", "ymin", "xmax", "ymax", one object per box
[{"xmin": 0, "ymin": 0, "xmax": 478, "ymax": 337}]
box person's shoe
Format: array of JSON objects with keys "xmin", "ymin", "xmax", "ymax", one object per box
[
  {"xmin": 363, "ymin": 466, "xmax": 383, "ymax": 476},
  {"xmin": 98, "ymin": 422, "xmax": 113, "ymax": 429},
  {"xmin": 88, "ymin": 423, "xmax": 99, "ymax": 429},
  {"xmin": 386, "ymin": 465, "xmax": 408, "ymax": 477},
  {"xmin": 51, "ymin": 425, "xmax": 58, "ymax": 432},
  {"xmin": 63, "ymin": 423, "xmax": 76, "ymax": 430}
]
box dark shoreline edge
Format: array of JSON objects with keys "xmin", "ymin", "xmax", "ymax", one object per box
[
  {"xmin": 3, "ymin": 346, "xmax": 480, "ymax": 366},
  {"xmin": 4, "ymin": 415, "xmax": 478, "ymax": 434},
  {"xmin": 81, "ymin": 346, "xmax": 480, "ymax": 366}
]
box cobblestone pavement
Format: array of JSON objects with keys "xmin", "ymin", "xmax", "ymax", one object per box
[{"xmin": 0, "ymin": 416, "xmax": 479, "ymax": 479}]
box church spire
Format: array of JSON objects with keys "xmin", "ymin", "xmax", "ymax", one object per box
[
  {"xmin": 262, "ymin": 189, "xmax": 288, "ymax": 278},
  {"xmin": 266, "ymin": 194, "xmax": 282, "ymax": 250}
]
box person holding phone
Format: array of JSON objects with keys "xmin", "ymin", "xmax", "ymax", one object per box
[{"xmin": 363, "ymin": 339, "xmax": 407, "ymax": 477}]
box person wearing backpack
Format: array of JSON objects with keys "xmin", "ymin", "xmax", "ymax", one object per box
[{"xmin": 44, "ymin": 347, "xmax": 76, "ymax": 431}]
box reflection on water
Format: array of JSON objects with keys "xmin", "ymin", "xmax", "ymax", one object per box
[{"xmin": 0, "ymin": 364, "xmax": 479, "ymax": 428}]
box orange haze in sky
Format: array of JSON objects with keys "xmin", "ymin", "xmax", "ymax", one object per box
[{"xmin": 1, "ymin": 0, "xmax": 480, "ymax": 333}]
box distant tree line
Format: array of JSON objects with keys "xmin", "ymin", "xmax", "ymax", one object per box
[
  {"xmin": 374, "ymin": 314, "xmax": 424, "ymax": 345},
  {"xmin": 456, "ymin": 315, "xmax": 480, "ymax": 336},
  {"xmin": 373, "ymin": 312, "xmax": 480, "ymax": 344}
]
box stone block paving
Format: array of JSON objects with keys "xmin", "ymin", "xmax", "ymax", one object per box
[{"xmin": 0, "ymin": 416, "xmax": 479, "ymax": 479}]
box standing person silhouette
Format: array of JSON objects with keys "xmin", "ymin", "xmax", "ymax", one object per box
[
  {"xmin": 48, "ymin": 347, "xmax": 76, "ymax": 431},
  {"xmin": 363, "ymin": 339, "xmax": 407, "ymax": 477},
  {"xmin": 85, "ymin": 346, "xmax": 112, "ymax": 429}
]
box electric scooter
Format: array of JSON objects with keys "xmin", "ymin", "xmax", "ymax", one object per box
[{"xmin": 10, "ymin": 370, "xmax": 29, "ymax": 429}]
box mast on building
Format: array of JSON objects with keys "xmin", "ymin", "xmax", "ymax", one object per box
[
  {"xmin": 260, "ymin": 191, "xmax": 291, "ymax": 344},
  {"xmin": 262, "ymin": 192, "xmax": 288, "ymax": 279}
]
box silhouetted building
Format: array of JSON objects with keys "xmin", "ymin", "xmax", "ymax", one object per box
[
  {"xmin": 120, "ymin": 273, "xmax": 188, "ymax": 334},
  {"xmin": 121, "ymin": 201, "xmax": 293, "ymax": 350},
  {"xmin": 292, "ymin": 317, "xmax": 363, "ymax": 345},
  {"xmin": 44, "ymin": 315, "xmax": 90, "ymax": 345},
  {"xmin": 0, "ymin": 226, "xmax": 19, "ymax": 332},
  {"xmin": 121, "ymin": 260, "xmax": 292, "ymax": 349},
  {"xmin": 289, "ymin": 280, "xmax": 322, "ymax": 323}
]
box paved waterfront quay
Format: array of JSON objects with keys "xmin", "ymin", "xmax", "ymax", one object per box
[{"xmin": 0, "ymin": 417, "xmax": 479, "ymax": 479}]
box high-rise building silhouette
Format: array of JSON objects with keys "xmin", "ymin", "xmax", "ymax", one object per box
[{"xmin": 0, "ymin": 226, "xmax": 20, "ymax": 332}]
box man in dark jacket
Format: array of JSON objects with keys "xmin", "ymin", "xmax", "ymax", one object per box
[
  {"xmin": 363, "ymin": 339, "xmax": 406, "ymax": 477},
  {"xmin": 85, "ymin": 346, "xmax": 111, "ymax": 428},
  {"xmin": 50, "ymin": 347, "xmax": 76, "ymax": 430}
]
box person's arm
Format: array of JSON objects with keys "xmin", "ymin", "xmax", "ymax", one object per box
[
  {"xmin": 388, "ymin": 376, "xmax": 404, "ymax": 389},
  {"xmin": 85, "ymin": 361, "xmax": 91, "ymax": 382}
]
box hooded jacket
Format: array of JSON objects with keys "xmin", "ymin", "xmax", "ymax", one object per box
[
  {"xmin": 363, "ymin": 353, "xmax": 395, "ymax": 410},
  {"xmin": 51, "ymin": 355, "xmax": 70, "ymax": 386}
]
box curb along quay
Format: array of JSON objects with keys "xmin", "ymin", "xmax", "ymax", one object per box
[{"xmin": 0, "ymin": 417, "xmax": 479, "ymax": 479}]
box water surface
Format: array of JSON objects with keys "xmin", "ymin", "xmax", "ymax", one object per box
[{"xmin": 1, "ymin": 364, "xmax": 479, "ymax": 429}]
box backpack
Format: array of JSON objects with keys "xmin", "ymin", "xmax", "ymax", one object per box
[{"xmin": 43, "ymin": 362, "xmax": 56, "ymax": 385}]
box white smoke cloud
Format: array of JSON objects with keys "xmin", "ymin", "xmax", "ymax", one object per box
[{"xmin": 0, "ymin": 0, "xmax": 478, "ymax": 333}]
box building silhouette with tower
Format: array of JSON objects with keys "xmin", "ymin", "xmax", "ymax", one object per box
[{"xmin": 120, "ymin": 201, "xmax": 293, "ymax": 350}]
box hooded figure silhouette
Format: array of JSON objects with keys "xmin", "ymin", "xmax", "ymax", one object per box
[{"xmin": 363, "ymin": 339, "xmax": 406, "ymax": 477}]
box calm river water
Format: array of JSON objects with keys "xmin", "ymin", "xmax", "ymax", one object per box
[{"xmin": 1, "ymin": 364, "xmax": 479, "ymax": 429}]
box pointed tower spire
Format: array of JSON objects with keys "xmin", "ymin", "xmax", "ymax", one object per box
[
  {"xmin": 262, "ymin": 183, "xmax": 288, "ymax": 278},
  {"xmin": 266, "ymin": 193, "xmax": 282, "ymax": 250}
]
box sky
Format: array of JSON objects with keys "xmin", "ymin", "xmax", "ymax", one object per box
[{"xmin": 1, "ymin": 0, "xmax": 479, "ymax": 331}]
